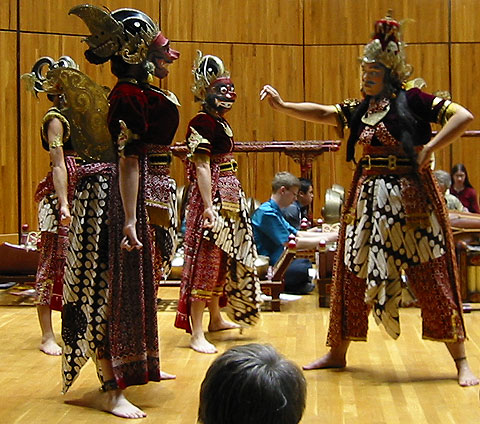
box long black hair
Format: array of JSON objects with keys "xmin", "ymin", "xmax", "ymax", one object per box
[
  {"xmin": 346, "ymin": 65, "xmax": 428, "ymax": 170},
  {"xmin": 451, "ymin": 163, "xmax": 474, "ymax": 189}
]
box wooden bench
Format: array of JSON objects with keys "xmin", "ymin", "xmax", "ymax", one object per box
[{"xmin": 0, "ymin": 242, "xmax": 40, "ymax": 288}]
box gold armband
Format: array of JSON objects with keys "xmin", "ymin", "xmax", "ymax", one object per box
[
  {"xmin": 49, "ymin": 134, "xmax": 63, "ymax": 149},
  {"xmin": 441, "ymin": 102, "xmax": 460, "ymax": 126},
  {"xmin": 334, "ymin": 99, "xmax": 360, "ymax": 139},
  {"xmin": 435, "ymin": 99, "xmax": 461, "ymax": 126},
  {"xmin": 186, "ymin": 126, "xmax": 211, "ymax": 159},
  {"xmin": 117, "ymin": 120, "xmax": 140, "ymax": 157}
]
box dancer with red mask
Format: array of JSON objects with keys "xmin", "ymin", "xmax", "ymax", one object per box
[
  {"xmin": 68, "ymin": 5, "xmax": 180, "ymax": 417},
  {"xmin": 175, "ymin": 52, "xmax": 261, "ymax": 354}
]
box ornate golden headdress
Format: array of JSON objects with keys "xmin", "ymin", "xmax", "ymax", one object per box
[
  {"xmin": 20, "ymin": 56, "xmax": 78, "ymax": 95},
  {"xmin": 21, "ymin": 56, "xmax": 115, "ymax": 163},
  {"xmin": 191, "ymin": 50, "xmax": 230, "ymax": 102},
  {"xmin": 69, "ymin": 4, "xmax": 159, "ymax": 65},
  {"xmin": 362, "ymin": 11, "xmax": 412, "ymax": 82}
]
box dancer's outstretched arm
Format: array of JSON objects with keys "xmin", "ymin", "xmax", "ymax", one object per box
[{"xmin": 260, "ymin": 84, "xmax": 338, "ymax": 126}]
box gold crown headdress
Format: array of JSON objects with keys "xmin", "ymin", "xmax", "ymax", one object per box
[
  {"xmin": 69, "ymin": 4, "xmax": 159, "ymax": 65},
  {"xmin": 362, "ymin": 11, "xmax": 412, "ymax": 82},
  {"xmin": 20, "ymin": 56, "xmax": 79, "ymax": 95},
  {"xmin": 21, "ymin": 55, "xmax": 115, "ymax": 163},
  {"xmin": 191, "ymin": 50, "xmax": 230, "ymax": 102}
]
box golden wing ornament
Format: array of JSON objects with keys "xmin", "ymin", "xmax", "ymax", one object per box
[{"xmin": 46, "ymin": 68, "xmax": 115, "ymax": 163}]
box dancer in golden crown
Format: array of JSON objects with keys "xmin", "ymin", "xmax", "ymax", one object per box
[{"xmin": 261, "ymin": 12, "xmax": 478, "ymax": 387}]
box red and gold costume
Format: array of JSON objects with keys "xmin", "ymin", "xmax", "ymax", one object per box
[
  {"xmin": 175, "ymin": 111, "xmax": 261, "ymax": 332},
  {"xmin": 327, "ymin": 88, "xmax": 466, "ymax": 346},
  {"xmin": 109, "ymin": 80, "xmax": 180, "ymax": 281},
  {"xmin": 65, "ymin": 4, "xmax": 179, "ymax": 392},
  {"xmin": 63, "ymin": 81, "xmax": 177, "ymax": 393}
]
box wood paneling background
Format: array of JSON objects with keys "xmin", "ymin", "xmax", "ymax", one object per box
[{"xmin": 2, "ymin": 0, "xmax": 479, "ymax": 237}]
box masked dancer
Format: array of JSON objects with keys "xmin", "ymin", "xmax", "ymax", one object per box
[
  {"xmin": 21, "ymin": 56, "xmax": 82, "ymax": 356},
  {"xmin": 175, "ymin": 52, "xmax": 262, "ymax": 354},
  {"xmin": 260, "ymin": 12, "xmax": 478, "ymax": 386},
  {"xmin": 66, "ymin": 5, "xmax": 179, "ymax": 418}
]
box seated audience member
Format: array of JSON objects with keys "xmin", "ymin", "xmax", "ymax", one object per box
[
  {"xmin": 198, "ymin": 343, "xmax": 306, "ymax": 424},
  {"xmin": 450, "ymin": 163, "xmax": 480, "ymax": 213},
  {"xmin": 252, "ymin": 172, "xmax": 337, "ymax": 294},
  {"xmin": 282, "ymin": 178, "xmax": 314, "ymax": 229},
  {"xmin": 434, "ymin": 170, "xmax": 466, "ymax": 211}
]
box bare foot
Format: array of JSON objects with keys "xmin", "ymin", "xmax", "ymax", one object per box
[
  {"xmin": 303, "ymin": 352, "xmax": 347, "ymax": 370},
  {"xmin": 208, "ymin": 319, "xmax": 241, "ymax": 332},
  {"xmin": 456, "ymin": 359, "xmax": 479, "ymax": 387},
  {"xmin": 160, "ymin": 371, "xmax": 176, "ymax": 380},
  {"xmin": 190, "ymin": 334, "xmax": 218, "ymax": 354},
  {"xmin": 102, "ymin": 389, "xmax": 146, "ymax": 419},
  {"xmin": 39, "ymin": 338, "xmax": 62, "ymax": 356}
]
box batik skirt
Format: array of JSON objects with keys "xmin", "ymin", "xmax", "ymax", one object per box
[
  {"xmin": 327, "ymin": 165, "xmax": 465, "ymax": 347},
  {"xmin": 175, "ymin": 157, "xmax": 262, "ymax": 333},
  {"xmin": 34, "ymin": 156, "xmax": 78, "ymax": 309},
  {"xmin": 145, "ymin": 145, "xmax": 177, "ymax": 282}
]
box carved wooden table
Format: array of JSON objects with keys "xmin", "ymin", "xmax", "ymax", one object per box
[{"xmin": 171, "ymin": 140, "xmax": 341, "ymax": 180}]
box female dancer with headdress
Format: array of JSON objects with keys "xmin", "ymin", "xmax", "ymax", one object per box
[
  {"xmin": 21, "ymin": 56, "xmax": 80, "ymax": 356},
  {"xmin": 65, "ymin": 5, "xmax": 180, "ymax": 418},
  {"xmin": 175, "ymin": 52, "xmax": 261, "ymax": 353},
  {"xmin": 261, "ymin": 12, "xmax": 478, "ymax": 386}
]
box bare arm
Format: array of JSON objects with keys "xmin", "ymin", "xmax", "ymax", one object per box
[
  {"xmin": 260, "ymin": 84, "xmax": 339, "ymax": 126},
  {"xmin": 449, "ymin": 210, "xmax": 480, "ymax": 228},
  {"xmin": 294, "ymin": 231, "xmax": 338, "ymax": 250},
  {"xmin": 48, "ymin": 118, "xmax": 71, "ymax": 227},
  {"xmin": 418, "ymin": 106, "xmax": 474, "ymax": 168},
  {"xmin": 195, "ymin": 159, "xmax": 216, "ymax": 229},
  {"xmin": 118, "ymin": 155, "xmax": 142, "ymax": 250}
]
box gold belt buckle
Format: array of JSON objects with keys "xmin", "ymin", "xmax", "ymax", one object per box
[
  {"xmin": 231, "ymin": 159, "xmax": 238, "ymax": 172},
  {"xmin": 363, "ymin": 155, "xmax": 372, "ymax": 170},
  {"xmin": 387, "ymin": 155, "xmax": 397, "ymax": 170}
]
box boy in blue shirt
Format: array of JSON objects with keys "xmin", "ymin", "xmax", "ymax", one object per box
[{"xmin": 252, "ymin": 172, "xmax": 336, "ymax": 294}]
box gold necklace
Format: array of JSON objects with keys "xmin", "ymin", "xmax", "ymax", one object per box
[{"xmin": 361, "ymin": 98, "xmax": 390, "ymax": 126}]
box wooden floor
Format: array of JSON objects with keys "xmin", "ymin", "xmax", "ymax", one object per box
[{"xmin": 1, "ymin": 286, "xmax": 480, "ymax": 424}]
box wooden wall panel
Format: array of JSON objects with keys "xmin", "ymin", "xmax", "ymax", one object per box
[
  {"xmin": 305, "ymin": 0, "xmax": 449, "ymax": 45},
  {"xmin": 165, "ymin": 42, "xmax": 306, "ymax": 208},
  {"xmin": 4, "ymin": 0, "xmax": 480, "ymax": 236},
  {"xmin": 304, "ymin": 45, "xmax": 363, "ymax": 207},
  {"xmin": 163, "ymin": 43, "xmax": 306, "ymax": 144},
  {"xmin": 20, "ymin": 0, "xmax": 159, "ymax": 34},
  {"xmin": 162, "ymin": 0, "xmax": 304, "ymax": 44},
  {"xmin": 451, "ymin": 44, "xmax": 480, "ymax": 127},
  {"xmin": 0, "ymin": 0, "xmax": 16, "ymax": 30},
  {"xmin": 0, "ymin": 31, "xmax": 18, "ymax": 234},
  {"xmin": 450, "ymin": 43, "xmax": 480, "ymax": 193},
  {"xmin": 452, "ymin": 0, "xmax": 480, "ymax": 42}
]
